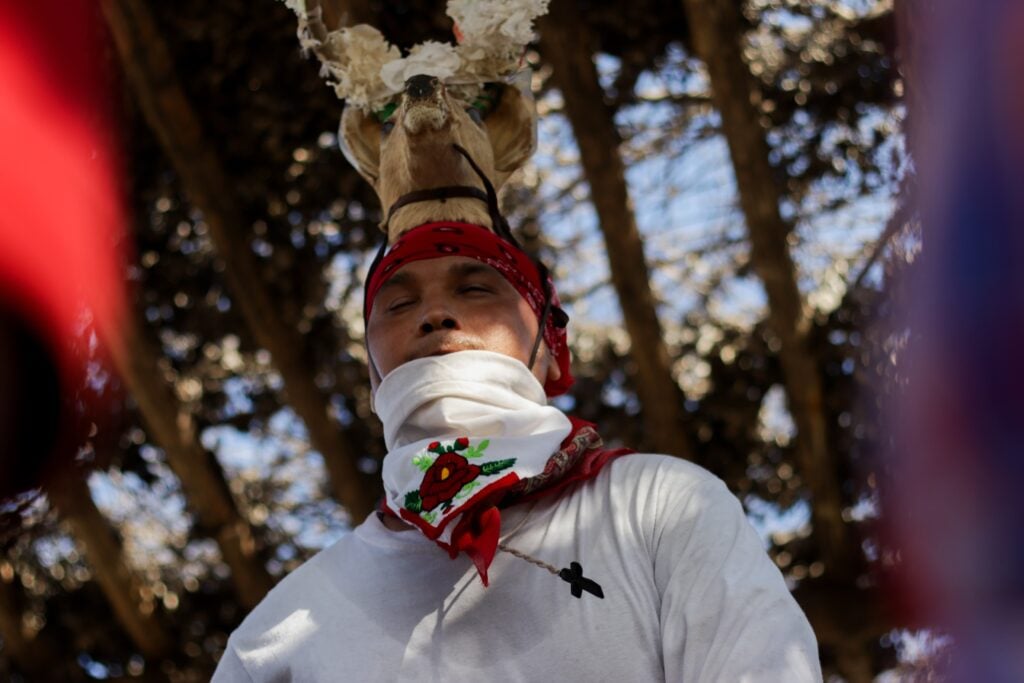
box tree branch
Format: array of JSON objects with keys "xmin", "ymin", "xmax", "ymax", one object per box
[
  {"xmin": 47, "ymin": 472, "xmax": 174, "ymax": 659},
  {"xmin": 539, "ymin": 2, "xmax": 695, "ymax": 460},
  {"xmin": 680, "ymin": 0, "xmax": 854, "ymax": 572},
  {"xmin": 109, "ymin": 318, "xmax": 275, "ymax": 608},
  {"xmin": 101, "ymin": 0, "xmax": 378, "ymax": 519}
]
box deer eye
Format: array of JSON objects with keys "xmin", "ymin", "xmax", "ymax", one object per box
[{"xmin": 381, "ymin": 120, "xmax": 395, "ymax": 135}]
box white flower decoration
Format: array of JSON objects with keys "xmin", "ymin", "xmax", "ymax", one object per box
[
  {"xmin": 277, "ymin": 0, "xmax": 550, "ymax": 108},
  {"xmin": 283, "ymin": 0, "xmax": 307, "ymax": 17},
  {"xmin": 448, "ymin": 0, "xmax": 548, "ymax": 82},
  {"xmin": 320, "ymin": 25, "xmax": 401, "ymax": 109},
  {"xmin": 447, "ymin": 0, "xmax": 549, "ymax": 46},
  {"xmin": 380, "ymin": 41, "xmax": 461, "ymax": 94}
]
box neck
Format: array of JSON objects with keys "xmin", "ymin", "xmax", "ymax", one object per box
[
  {"xmin": 382, "ymin": 138, "xmax": 501, "ymax": 239},
  {"xmin": 386, "ymin": 198, "xmax": 493, "ymax": 239},
  {"xmin": 380, "ymin": 513, "xmax": 414, "ymax": 531}
]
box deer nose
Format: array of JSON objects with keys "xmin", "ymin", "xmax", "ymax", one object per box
[{"xmin": 405, "ymin": 74, "xmax": 439, "ymax": 99}]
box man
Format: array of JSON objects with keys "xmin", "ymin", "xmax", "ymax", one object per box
[{"xmin": 213, "ymin": 221, "xmax": 821, "ymax": 681}]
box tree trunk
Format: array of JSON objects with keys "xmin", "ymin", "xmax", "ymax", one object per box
[
  {"xmin": 47, "ymin": 473, "xmax": 173, "ymax": 659},
  {"xmin": 834, "ymin": 642, "xmax": 875, "ymax": 683},
  {"xmin": 679, "ymin": 0, "xmax": 851, "ymax": 570},
  {"xmin": 101, "ymin": 0, "xmax": 377, "ymax": 519},
  {"xmin": 792, "ymin": 578, "xmax": 890, "ymax": 648},
  {"xmin": 0, "ymin": 573, "xmax": 59, "ymax": 676},
  {"xmin": 110, "ymin": 319, "xmax": 275, "ymax": 609},
  {"xmin": 539, "ymin": 3, "xmax": 694, "ymax": 460}
]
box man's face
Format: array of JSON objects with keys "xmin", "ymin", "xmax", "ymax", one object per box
[{"xmin": 366, "ymin": 256, "xmax": 559, "ymax": 391}]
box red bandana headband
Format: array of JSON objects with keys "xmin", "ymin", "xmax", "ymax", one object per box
[{"xmin": 364, "ymin": 222, "xmax": 573, "ymax": 396}]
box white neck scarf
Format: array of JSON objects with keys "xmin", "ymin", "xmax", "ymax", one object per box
[{"xmin": 375, "ymin": 350, "xmax": 572, "ymax": 544}]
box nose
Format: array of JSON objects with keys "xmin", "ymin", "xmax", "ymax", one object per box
[
  {"xmin": 419, "ymin": 308, "xmax": 458, "ymax": 335},
  {"xmin": 405, "ymin": 74, "xmax": 439, "ymax": 100}
]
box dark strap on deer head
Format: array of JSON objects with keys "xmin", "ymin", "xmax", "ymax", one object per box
[
  {"xmin": 383, "ymin": 185, "xmax": 489, "ymax": 232},
  {"xmin": 381, "ymin": 144, "xmax": 510, "ymax": 238}
]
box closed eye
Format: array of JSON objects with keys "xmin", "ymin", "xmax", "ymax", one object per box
[
  {"xmin": 458, "ymin": 284, "xmax": 492, "ymax": 295},
  {"xmin": 385, "ymin": 297, "xmax": 415, "ymax": 312}
]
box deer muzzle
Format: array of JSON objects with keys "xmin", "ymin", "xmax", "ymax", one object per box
[{"xmin": 401, "ymin": 74, "xmax": 450, "ymax": 135}]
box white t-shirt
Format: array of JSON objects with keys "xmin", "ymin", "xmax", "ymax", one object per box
[{"xmin": 213, "ymin": 454, "xmax": 822, "ymax": 682}]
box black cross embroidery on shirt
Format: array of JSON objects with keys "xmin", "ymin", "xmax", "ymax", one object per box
[{"xmin": 559, "ymin": 561, "xmax": 604, "ymax": 599}]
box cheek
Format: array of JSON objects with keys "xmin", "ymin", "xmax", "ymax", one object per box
[
  {"xmin": 366, "ymin": 316, "xmax": 405, "ymax": 374},
  {"xmin": 516, "ymin": 298, "xmax": 541, "ymax": 342},
  {"xmin": 467, "ymin": 301, "xmax": 538, "ymax": 360}
]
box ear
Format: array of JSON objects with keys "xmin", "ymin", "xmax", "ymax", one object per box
[
  {"xmin": 544, "ymin": 345, "xmax": 562, "ymax": 386},
  {"xmin": 339, "ymin": 106, "xmax": 382, "ymax": 186},
  {"xmin": 484, "ymin": 84, "xmax": 537, "ymax": 187}
]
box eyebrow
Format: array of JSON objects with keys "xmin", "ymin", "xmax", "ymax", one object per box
[
  {"xmin": 449, "ymin": 262, "xmax": 500, "ymax": 279},
  {"xmin": 376, "ymin": 270, "xmax": 415, "ymax": 296}
]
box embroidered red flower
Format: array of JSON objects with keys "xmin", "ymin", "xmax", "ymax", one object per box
[
  {"xmin": 403, "ymin": 437, "xmax": 517, "ymax": 517},
  {"xmin": 419, "ymin": 452, "xmax": 481, "ymax": 512}
]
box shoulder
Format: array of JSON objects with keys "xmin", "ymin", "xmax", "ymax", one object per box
[
  {"xmin": 239, "ymin": 538, "xmax": 344, "ymax": 624},
  {"xmin": 602, "ymin": 451, "xmax": 723, "ymax": 489},
  {"xmin": 217, "ymin": 534, "xmax": 355, "ymax": 676},
  {"xmin": 558, "ymin": 452, "xmax": 746, "ymax": 557},
  {"xmin": 596, "ymin": 452, "xmax": 736, "ymax": 516},
  {"xmin": 597, "ymin": 457, "xmax": 822, "ymax": 680}
]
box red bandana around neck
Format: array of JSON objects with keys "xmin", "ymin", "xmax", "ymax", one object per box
[
  {"xmin": 364, "ymin": 222, "xmax": 573, "ymax": 396},
  {"xmin": 381, "ymin": 416, "xmax": 633, "ymax": 586}
]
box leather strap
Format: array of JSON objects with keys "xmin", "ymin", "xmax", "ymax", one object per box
[{"xmin": 384, "ymin": 185, "xmax": 490, "ymax": 231}]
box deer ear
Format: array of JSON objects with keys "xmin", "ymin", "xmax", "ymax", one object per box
[
  {"xmin": 339, "ymin": 106, "xmax": 381, "ymax": 186},
  {"xmin": 485, "ymin": 84, "xmax": 537, "ymax": 186}
]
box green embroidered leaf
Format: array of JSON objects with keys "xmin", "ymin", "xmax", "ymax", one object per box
[
  {"xmin": 455, "ymin": 481, "xmax": 481, "ymax": 499},
  {"xmin": 464, "ymin": 439, "xmax": 490, "ymax": 458},
  {"xmin": 421, "ymin": 510, "xmax": 437, "ymax": 524},
  {"xmin": 411, "ymin": 452, "xmax": 436, "ymax": 472},
  {"xmin": 404, "ymin": 490, "xmax": 422, "ymax": 513},
  {"xmin": 479, "ymin": 458, "xmax": 516, "ymax": 476}
]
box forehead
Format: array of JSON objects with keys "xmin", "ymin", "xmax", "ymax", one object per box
[{"xmin": 377, "ymin": 255, "xmax": 503, "ymax": 289}]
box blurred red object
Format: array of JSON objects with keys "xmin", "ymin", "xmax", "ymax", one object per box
[{"xmin": 0, "ymin": 0, "xmax": 126, "ymax": 497}]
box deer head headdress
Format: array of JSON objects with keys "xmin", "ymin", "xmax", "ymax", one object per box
[
  {"xmin": 280, "ymin": 1, "xmax": 571, "ymax": 396},
  {"xmin": 280, "ymin": 0, "xmax": 550, "ymax": 243}
]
